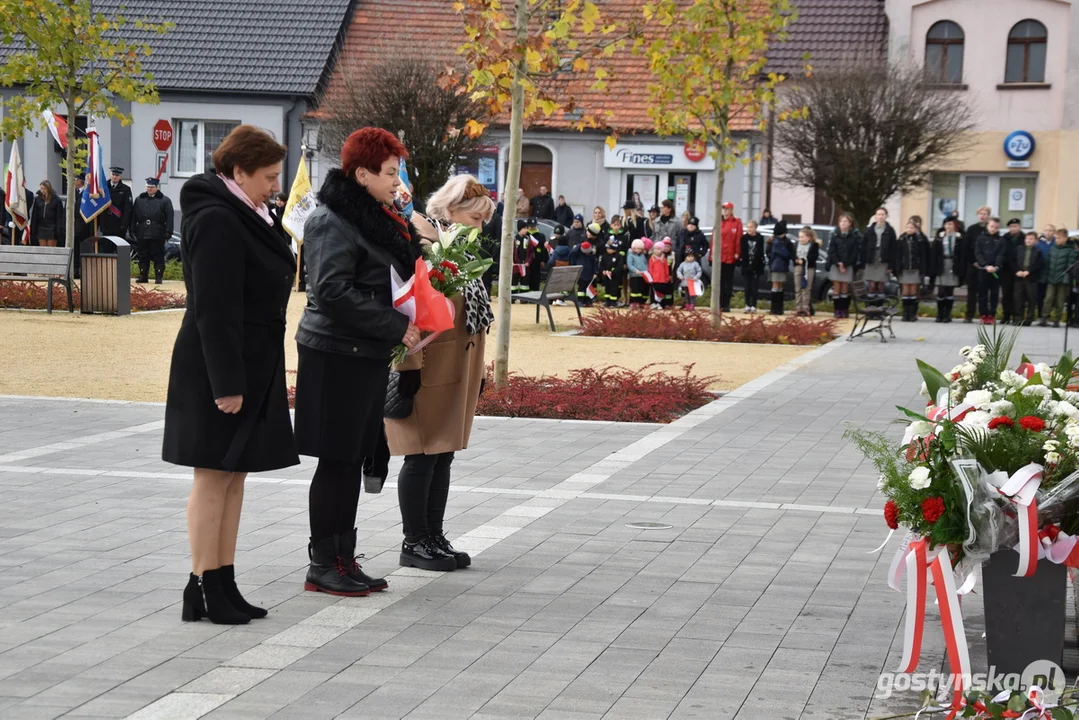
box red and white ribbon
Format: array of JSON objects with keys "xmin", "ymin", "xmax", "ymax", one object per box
[
  {"xmin": 895, "ymin": 538, "xmax": 971, "ymax": 710},
  {"xmin": 988, "ymin": 463, "xmax": 1043, "ymax": 577},
  {"xmin": 1017, "ymin": 362, "xmax": 1037, "ymax": 379}
]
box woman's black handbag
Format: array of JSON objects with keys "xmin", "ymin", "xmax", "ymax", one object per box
[{"xmin": 384, "ymin": 371, "xmax": 414, "ymax": 419}]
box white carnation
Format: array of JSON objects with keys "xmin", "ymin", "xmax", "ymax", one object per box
[
  {"xmin": 909, "ymin": 466, "xmax": 932, "ymax": 490},
  {"xmin": 1000, "ymin": 370, "xmax": 1025, "ymax": 388},
  {"xmin": 960, "ymin": 363, "xmax": 976, "ymax": 377},
  {"xmin": 1056, "ymin": 402, "xmax": 1079, "ymax": 419},
  {"xmin": 1022, "ymin": 385, "xmax": 1052, "ymax": 399},
  {"xmin": 964, "ymin": 390, "xmax": 993, "ymax": 407},
  {"xmin": 1046, "ymin": 451, "xmax": 1062, "ymax": 465},
  {"xmin": 959, "ymin": 410, "xmax": 992, "ymax": 430},
  {"xmin": 987, "ymin": 400, "xmax": 1014, "ymax": 417}
]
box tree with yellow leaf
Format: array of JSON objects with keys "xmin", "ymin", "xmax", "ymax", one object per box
[
  {"xmin": 455, "ymin": 0, "xmax": 635, "ymax": 387},
  {"xmin": 642, "ymin": 0, "xmax": 804, "ymax": 327},
  {"xmin": 0, "ymin": 0, "xmax": 167, "ymax": 271}
]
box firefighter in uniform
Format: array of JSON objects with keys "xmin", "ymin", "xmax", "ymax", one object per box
[
  {"xmin": 131, "ymin": 177, "xmax": 174, "ymax": 284},
  {"xmin": 98, "ymin": 166, "xmax": 133, "ymax": 242}
]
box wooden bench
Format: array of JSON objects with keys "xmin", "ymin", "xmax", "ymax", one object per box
[
  {"xmin": 848, "ymin": 280, "xmax": 897, "ymax": 343},
  {"xmin": 0, "ymin": 245, "xmax": 74, "ymax": 313},
  {"xmin": 511, "ymin": 264, "xmax": 583, "ymax": 332}
]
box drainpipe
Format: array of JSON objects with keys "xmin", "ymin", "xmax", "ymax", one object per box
[
  {"xmin": 284, "ymin": 96, "xmax": 305, "ymax": 187},
  {"xmin": 764, "ymin": 104, "xmax": 776, "ymax": 212}
]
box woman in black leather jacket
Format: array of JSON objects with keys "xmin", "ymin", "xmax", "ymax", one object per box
[{"xmin": 293, "ymin": 127, "xmax": 422, "ymax": 598}]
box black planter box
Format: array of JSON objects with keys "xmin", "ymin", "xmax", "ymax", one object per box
[{"xmin": 982, "ymin": 548, "xmax": 1066, "ymax": 675}]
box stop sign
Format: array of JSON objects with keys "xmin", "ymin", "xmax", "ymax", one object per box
[{"xmin": 153, "ymin": 119, "xmax": 173, "ymax": 151}]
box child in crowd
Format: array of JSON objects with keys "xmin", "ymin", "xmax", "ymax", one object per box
[
  {"xmin": 740, "ymin": 220, "xmax": 766, "ymax": 313},
  {"xmin": 648, "ymin": 243, "xmax": 673, "ymax": 309},
  {"xmin": 793, "ymin": 227, "xmax": 820, "ymax": 316},
  {"xmin": 826, "ymin": 214, "xmax": 859, "ymax": 318},
  {"xmin": 1041, "ymin": 228, "xmax": 1074, "ymax": 327},
  {"xmin": 548, "ymin": 226, "xmax": 571, "ymax": 267},
  {"xmin": 1013, "ymin": 231, "xmax": 1044, "ymax": 326},
  {"xmin": 511, "ymin": 218, "xmax": 534, "ymax": 294},
  {"xmin": 677, "ymin": 249, "xmax": 703, "ymax": 311},
  {"xmin": 526, "ymin": 217, "xmax": 549, "ymax": 291},
  {"xmin": 599, "ymin": 238, "xmax": 624, "ymax": 307},
  {"xmin": 627, "ymin": 238, "xmax": 649, "ymax": 306},
  {"xmin": 895, "ymin": 219, "xmax": 927, "ymax": 322},
  {"xmin": 767, "ymin": 221, "xmax": 792, "ymax": 315},
  {"xmin": 571, "ymin": 225, "xmax": 601, "ymax": 307}
]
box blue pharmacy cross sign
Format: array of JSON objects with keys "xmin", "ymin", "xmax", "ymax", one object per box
[{"xmin": 1003, "ymin": 131, "xmax": 1035, "ymax": 161}]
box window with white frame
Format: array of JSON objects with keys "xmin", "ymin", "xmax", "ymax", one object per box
[{"xmin": 175, "ymin": 120, "xmax": 241, "ymax": 175}]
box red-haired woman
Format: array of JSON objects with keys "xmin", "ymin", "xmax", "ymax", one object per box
[{"xmin": 294, "ymin": 128, "xmax": 422, "ymax": 597}]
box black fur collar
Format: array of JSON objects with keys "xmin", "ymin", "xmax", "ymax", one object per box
[{"xmin": 317, "ymin": 168, "xmax": 420, "ymax": 272}]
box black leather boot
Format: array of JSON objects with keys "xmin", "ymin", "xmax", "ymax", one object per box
[
  {"xmin": 182, "ymin": 569, "xmax": 250, "ymax": 624},
  {"xmin": 433, "ymin": 532, "xmax": 471, "ymax": 569},
  {"xmin": 943, "ymin": 299, "xmax": 954, "ymax": 322},
  {"xmin": 136, "ymin": 262, "xmax": 149, "ymax": 284},
  {"xmin": 340, "ymin": 528, "xmax": 388, "ymax": 592},
  {"xmin": 220, "ymin": 564, "xmax": 267, "ymax": 619},
  {"xmin": 400, "ymin": 534, "xmax": 457, "ymax": 572},
  {"xmin": 909, "ymin": 298, "xmax": 919, "ymax": 321},
  {"xmin": 305, "ymin": 535, "xmax": 371, "ymax": 597},
  {"xmin": 154, "ymin": 269, "xmax": 164, "ymax": 285}
]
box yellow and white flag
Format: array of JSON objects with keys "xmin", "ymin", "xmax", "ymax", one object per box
[{"xmin": 282, "ymin": 155, "xmax": 316, "ymax": 252}]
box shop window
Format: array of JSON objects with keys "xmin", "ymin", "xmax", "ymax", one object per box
[
  {"xmin": 925, "ymin": 21, "xmax": 964, "ymax": 84},
  {"xmin": 1005, "ymin": 20, "xmax": 1047, "ymax": 83}
]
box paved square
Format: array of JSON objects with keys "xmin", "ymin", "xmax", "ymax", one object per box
[{"xmin": 2, "ymin": 322, "xmax": 1074, "ymax": 718}]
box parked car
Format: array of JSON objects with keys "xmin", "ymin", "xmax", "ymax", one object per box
[{"xmin": 164, "ymin": 232, "xmax": 182, "ymax": 264}]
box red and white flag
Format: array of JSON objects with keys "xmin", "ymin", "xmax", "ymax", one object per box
[
  {"xmin": 391, "ymin": 265, "xmax": 416, "ymax": 321},
  {"xmin": 514, "ymin": 263, "xmax": 527, "ymax": 277},
  {"xmin": 4, "ymin": 142, "xmax": 29, "ymax": 235},
  {"xmin": 43, "ymin": 110, "xmax": 68, "ymax": 149},
  {"xmin": 687, "ymin": 278, "xmax": 704, "ymax": 298},
  {"xmin": 528, "ymin": 235, "xmax": 539, "ymax": 247},
  {"xmin": 585, "ymin": 282, "xmax": 597, "ymax": 299},
  {"xmin": 640, "ymin": 270, "xmax": 654, "ymax": 284}
]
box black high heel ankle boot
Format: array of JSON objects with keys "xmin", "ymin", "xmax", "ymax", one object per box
[
  {"xmin": 220, "ymin": 565, "xmax": 267, "ymax": 619},
  {"xmin": 182, "ymin": 569, "xmax": 250, "ymax": 624}
]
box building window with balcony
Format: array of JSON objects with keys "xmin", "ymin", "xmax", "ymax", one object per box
[
  {"xmin": 175, "ymin": 119, "xmax": 241, "ymax": 176},
  {"xmin": 1005, "ymin": 20, "xmax": 1047, "ymax": 84},
  {"xmin": 925, "ymin": 21, "xmax": 964, "ymax": 84}
]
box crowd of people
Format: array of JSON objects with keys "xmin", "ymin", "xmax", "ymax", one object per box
[
  {"xmin": 0, "ymin": 167, "xmax": 175, "ymax": 283},
  {"xmin": 497, "ymin": 189, "xmax": 1079, "ymax": 327}
]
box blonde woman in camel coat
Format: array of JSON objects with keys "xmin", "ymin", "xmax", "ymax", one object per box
[{"xmin": 385, "ymin": 175, "xmax": 494, "ymax": 572}]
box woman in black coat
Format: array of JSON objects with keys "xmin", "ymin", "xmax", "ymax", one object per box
[
  {"xmin": 31, "ymin": 181, "xmax": 64, "ymax": 247},
  {"xmin": 293, "ymin": 127, "xmax": 422, "ymax": 598},
  {"xmin": 162, "ymin": 125, "xmax": 297, "ymax": 625},
  {"xmin": 861, "ymin": 207, "xmax": 897, "ymax": 302}
]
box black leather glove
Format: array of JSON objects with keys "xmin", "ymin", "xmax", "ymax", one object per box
[{"xmin": 399, "ymin": 369, "xmax": 421, "ymax": 397}]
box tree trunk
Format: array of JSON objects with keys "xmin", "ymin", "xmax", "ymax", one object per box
[
  {"xmin": 492, "ymin": 0, "xmax": 529, "ymax": 389},
  {"xmin": 65, "ymin": 91, "xmax": 78, "ymax": 296},
  {"xmin": 709, "ymin": 142, "xmax": 728, "ymax": 329}
]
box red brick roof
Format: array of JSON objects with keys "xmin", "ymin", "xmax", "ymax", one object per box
[
  {"xmin": 326, "ymin": 0, "xmax": 888, "ymax": 134},
  {"xmin": 326, "ymin": 0, "xmax": 692, "ymax": 134}
]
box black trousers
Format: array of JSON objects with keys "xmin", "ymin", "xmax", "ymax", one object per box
[
  {"xmin": 1000, "ymin": 272, "xmax": 1015, "ymax": 320},
  {"xmin": 978, "ymin": 270, "xmax": 999, "ymax": 317},
  {"xmin": 136, "ymin": 236, "xmax": 166, "ymax": 275},
  {"xmin": 719, "ymin": 263, "xmax": 736, "ymax": 309},
  {"xmin": 744, "ymin": 274, "xmax": 760, "ymax": 307},
  {"xmin": 398, "ymin": 452, "xmax": 453, "ymax": 540},
  {"xmin": 964, "ymin": 266, "xmax": 980, "ymax": 319},
  {"xmin": 1014, "ymin": 278, "xmax": 1038, "ymax": 323},
  {"xmin": 527, "ymin": 261, "xmax": 543, "ymax": 291},
  {"xmin": 309, "ymin": 458, "xmax": 364, "ymax": 541}
]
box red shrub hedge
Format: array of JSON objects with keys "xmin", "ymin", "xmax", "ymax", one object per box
[
  {"xmin": 579, "ymin": 307, "xmax": 837, "ymax": 345},
  {"xmin": 475, "ymin": 363, "xmax": 716, "ymax": 423},
  {"xmin": 0, "ymin": 281, "xmax": 186, "ymax": 312}
]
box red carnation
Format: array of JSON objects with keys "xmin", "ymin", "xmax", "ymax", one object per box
[
  {"xmin": 1019, "ymin": 416, "xmax": 1046, "ymax": 432},
  {"xmin": 922, "ymin": 497, "xmax": 946, "ymax": 524},
  {"xmin": 440, "ymin": 260, "xmax": 459, "ymax": 275},
  {"xmin": 429, "ymin": 269, "xmax": 446, "ymax": 283},
  {"xmin": 884, "ymin": 499, "xmax": 900, "ymax": 530},
  {"xmin": 988, "ymin": 416, "xmax": 1015, "ymax": 430}
]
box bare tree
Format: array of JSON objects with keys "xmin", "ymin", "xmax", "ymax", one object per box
[
  {"xmin": 318, "ymin": 55, "xmax": 484, "ymax": 207},
  {"xmin": 774, "ymin": 62, "xmax": 976, "ymax": 227}
]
